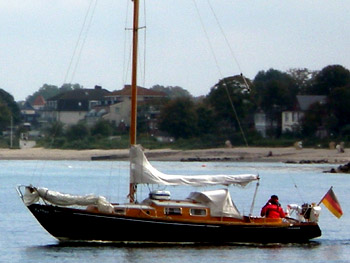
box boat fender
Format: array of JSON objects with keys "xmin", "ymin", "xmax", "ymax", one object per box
[{"xmin": 309, "ymin": 205, "xmax": 321, "ymax": 223}]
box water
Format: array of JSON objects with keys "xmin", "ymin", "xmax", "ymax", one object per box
[{"xmin": 1, "ymin": 160, "xmax": 349, "ymax": 262}]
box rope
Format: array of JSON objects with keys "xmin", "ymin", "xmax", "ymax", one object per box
[
  {"xmin": 63, "ymin": 0, "xmax": 98, "ymax": 84},
  {"xmin": 192, "ymin": 0, "xmax": 249, "ymax": 146},
  {"xmin": 63, "ymin": 0, "xmax": 94, "ymax": 84},
  {"xmin": 222, "ymin": 79, "xmax": 249, "ymax": 147},
  {"xmin": 284, "ymin": 163, "xmax": 305, "ymax": 203},
  {"xmin": 70, "ymin": 0, "xmax": 98, "ymax": 83},
  {"xmin": 122, "ymin": 0, "xmax": 132, "ymax": 86},
  {"xmin": 206, "ymin": 0, "xmax": 250, "ymax": 92}
]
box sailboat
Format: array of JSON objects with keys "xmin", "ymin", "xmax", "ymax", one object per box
[{"xmin": 17, "ymin": 0, "xmax": 322, "ymax": 244}]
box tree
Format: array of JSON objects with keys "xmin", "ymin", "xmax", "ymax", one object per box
[
  {"xmin": 301, "ymin": 102, "xmax": 329, "ymax": 137},
  {"xmin": 0, "ymin": 103, "xmax": 11, "ymax": 132},
  {"xmin": 91, "ymin": 120, "xmax": 113, "ymax": 137},
  {"xmin": 46, "ymin": 121, "xmax": 64, "ymax": 137},
  {"xmin": 253, "ymin": 69, "xmax": 298, "ymax": 137},
  {"xmin": 207, "ymin": 75, "xmax": 254, "ymax": 135},
  {"xmin": 0, "ymin": 89, "xmax": 20, "ymax": 130},
  {"xmin": 327, "ymin": 84, "xmax": 350, "ymax": 134},
  {"xmin": 287, "ymin": 68, "xmax": 317, "ymax": 94},
  {"xmin": 159, "ymin": 97, "xmax": 197, "ymax": 139},
  {"xmin": 150, "ymin": 85, "xmax": 192, "ymax": 98},
  {"xmin": 309, "ymin": 65, "xmax": 350, "ymax": 95},
  {"xmin": 66, "ymin": 123, "xmax": 89, "ymax": 141},
  {"xmin": 195, "ymin": 103, "xmax": 216, "ymax": 135},
  {"xmin": 26, "ymin": 83, "xmax": 82, "ymax": 104}
]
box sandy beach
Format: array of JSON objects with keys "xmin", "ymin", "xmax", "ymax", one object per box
[{"xmin": 1, "ymin": 146, "xmax": 350, "ymax": 164}]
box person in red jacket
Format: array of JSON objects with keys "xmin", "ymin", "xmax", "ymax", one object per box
[{"xmin": 260, "ymin": 195, "xmax": 286, "ymax": 218}]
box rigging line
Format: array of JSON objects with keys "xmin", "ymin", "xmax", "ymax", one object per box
[
  {"xmin": 142, "ymin": 0, "xmax": 147, "ymax": 88},
  {"xmin": 284, "ymin": 163, "xmax": 305, "ymax": 203},
  {"xmin": 222, "ymin": 79, "xmax": 249, "ymax": 147},
  {"xmin": 70, "ymin": 0, "xmax": 99, "ymax": 83},
  {"xmin": 206, "ymin": 0, "xmax": 251, "ymax": 92},
  {"xmin": 63, "ymin": 0, "xmax": 95, "ymax": 84},
  {"xmin": 122, "ymin": 0, "xmax": 132, "ymax": 86},
  {"xmin": 193, "ymin": 0, "xmax": 248, "ymax": 147},
  {"xmin": 192, "ymin": 0, "xmax": 223, "ymax": 77}
]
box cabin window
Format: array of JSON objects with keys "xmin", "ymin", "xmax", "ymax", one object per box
[
  {"xmin": 190, "ymin": 208, "xmax": 207, "ymax": 216},
  {"xmin": 164, "ymin": 207, "xmax": 182, "ymax": 215},
  {"xmin": 114, "ymin": 208, "xmax": 126, "ymax": 215}
]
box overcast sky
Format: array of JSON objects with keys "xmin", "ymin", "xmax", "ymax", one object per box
[{"xmin": 1, "ymin": 0, "xmax": 349, "ymax": 101}]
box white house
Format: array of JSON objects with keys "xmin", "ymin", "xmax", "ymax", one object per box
[{"xmin": 282, "ymin": 95, "xmax": 326, "ymax": 133}]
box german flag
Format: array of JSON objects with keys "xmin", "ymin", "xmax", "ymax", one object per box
[{"xmin": 319, "ymin": 187, "xmax": 343, "ymax": 218}]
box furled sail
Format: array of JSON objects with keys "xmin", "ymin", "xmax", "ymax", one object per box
[
  {"xmin": 130, "ymin": 145, "xmax": 259, "ymax": 186},
  {"xmin": 23, "ymin": 186, "xmax": 114, "ymax": 213}
]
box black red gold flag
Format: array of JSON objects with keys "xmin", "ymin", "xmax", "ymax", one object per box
[{"xmin": 319, "ymin": 187, "xmax": 343, "ymax": 219}]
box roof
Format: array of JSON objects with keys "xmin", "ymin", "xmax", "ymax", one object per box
[
  {"xmin": 47, "ymin": 88, "xmax": 110, "ymax": 111},
  {"xmin": 32, "ymin": 95, "xmax": 46, "ymax": 106},
  {"xmin": 19, "ymin": 101, "xmax": 35, "ymax": 111},
  {"xmin": 296, "ymin": 95, "xmax": 327, "ymax": 111},
  {"xmin": 48, "ymin": 88, "xmax": 110, "ymax": 101},
  {"xmin": 107, "ymin": 85, "xmax": 167, "ymax": 97}
]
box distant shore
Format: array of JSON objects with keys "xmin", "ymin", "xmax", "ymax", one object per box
[{"xmin": 1, "ymin": 146, "xmax": 350, "ymax": 164}]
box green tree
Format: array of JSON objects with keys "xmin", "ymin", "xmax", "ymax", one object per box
[
  {"xmin": 328, "ymin": 84, "xmax": 350, "ymax": 134},
  {"xmin": 287, "ymin": 68, "xmax": 317, "ymax": 95},
  {"xmin": 159, "ymin": 97, "xmax": 198, "ymax": 139},
  {"xmin": 0, "ymin": 89, "xmax": 20, "ymax": 130},
  {"xmin": 195, "ymin": 103, "xmax": 216, "ymax": 135},
  {"xmin": 91, "ymin": 120, "xmax": 113, "ymax": 137},
  {"xmin": 150, "ymin": 85, "xmax": 192, "ymax": 98},
  {"xmin": 0, "ymin": 103, "xmax": 11, "ymax": 131},
  {"xmin": 46, "ymin": 121, "xmax": 64, "ymax": 137},
  {"xmin": 26, "ymin": 83, "xmax": 82, "ymax": 104},
  {"xmin": 301, "ymin": 102, "xmax": 329, "ymax": 137},
  {"xmin": 66, "ymin": 123, "xmax": 89, "ymax": 141},
  {"xmin": 207, "ymin": 75, "xmax": 254, "ymax": 135},
  {"xmin": 309, "ymin": 65, "xmax": 350, "ymax": 95},
  {"xmin": 253, "ymin": 69, "xmax": 298, "ymax": 137}
]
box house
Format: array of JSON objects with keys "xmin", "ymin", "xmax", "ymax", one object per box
[
  {"xmin": 104, "ymin": 85, "xmax": 167, "ymax": 104},
  {"xmin": 254, "ymin": 109, "xmax": 278, "ymax": 138},
  {"xmin": 42, "ymin": 86, "xmax": 110, "ymax": 126},
  {"xmin": 32, "ymin": 95, "xmax": 46, "ymax": 111},
  {"xmin": 19, "ymin": 101, "xmax": 40, "ymax": 128},
  {"xmin": 282, "ymin": 95, "xmax": 326, "ymax": 133},
  {"xmin": 102, "ymin": 100, "xmax": 131, "ymax": 127},
  {"xmin": 101, "ymin": 85, "xmax": 167, "ymax": 130}
]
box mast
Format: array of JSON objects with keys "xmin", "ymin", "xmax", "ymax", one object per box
[{"xmin": 129, "ymin": 0, "xmax": 140, "ymax": 203}]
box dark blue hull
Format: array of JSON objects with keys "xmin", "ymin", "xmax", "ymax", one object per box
[{"xmin": 28, "ymin": 204, "xmax": 321, "ymax": 244}]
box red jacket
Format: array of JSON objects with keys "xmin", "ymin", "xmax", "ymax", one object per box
[{"xmin": 261, "ymin": 203, "xmax": 286, "ymax": 218}]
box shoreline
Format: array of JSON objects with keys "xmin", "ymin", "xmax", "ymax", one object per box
[{"xmin": 1, "ymin": 147, "xmax": 350, "ymax": 164}]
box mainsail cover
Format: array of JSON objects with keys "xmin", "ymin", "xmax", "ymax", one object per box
[
  {"xmin": 188, "ymin": 189, "xmax": 242, "ymax": 218},
  {"xmin": 130, "ymin": 145, "xmax": 259, "ymax": 186}
]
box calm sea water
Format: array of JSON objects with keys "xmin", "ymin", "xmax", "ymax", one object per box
[{"xmin": 1, "ymin": 160, "xmax": 349, "ymax": 263}]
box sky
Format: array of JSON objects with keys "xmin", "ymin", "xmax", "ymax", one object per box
[{"xmin": 1, "ymin": 0, "xmax": 350, "ymax": 101}]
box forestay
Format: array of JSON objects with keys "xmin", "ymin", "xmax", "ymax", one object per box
[{"xmin": 130, "ymin": 145, "xmax": 259, "ymax": 186}]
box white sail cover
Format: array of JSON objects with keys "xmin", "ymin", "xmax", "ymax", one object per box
[
  {"xmin": 23, "ymin": 186, "xmax": 114, "ymax": 213},
  {"xmin": 130, "ymin": 145, "xmax": 259, "ymax": 186},
  {"xmin": 188, "ymin": 189, "xmax": 242, "ymax": 218}
]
